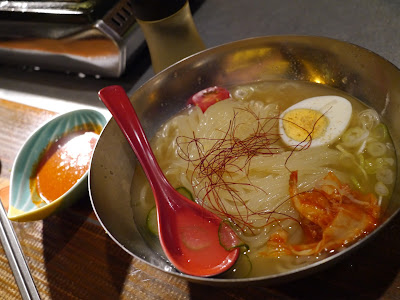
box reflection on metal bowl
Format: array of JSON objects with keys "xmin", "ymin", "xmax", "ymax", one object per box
[{"xmin": 89, "ymin": 36, "xmax": 400, "ymax": 286}]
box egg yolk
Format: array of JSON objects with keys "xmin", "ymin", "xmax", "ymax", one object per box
[{"xmin": 282, "ymin": 108, "xmax": 329, "ymax": 142}]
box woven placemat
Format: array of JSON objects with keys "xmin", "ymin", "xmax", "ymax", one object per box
[{"xmin": 8, "ymin": 207, "xmax": 191, "ymax": 299}]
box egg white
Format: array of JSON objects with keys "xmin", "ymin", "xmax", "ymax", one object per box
[{"xmin": 279, "ymin": 95, "xmax": 352, "ymax": 148}]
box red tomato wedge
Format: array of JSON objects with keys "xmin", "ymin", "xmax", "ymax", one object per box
[
  {"xmin": 187, "ymin": 86, "xmax": 230, "ymax": 112},
  {"xmin": 219, "ymin": 221, "xmax": 247, "ymax": 251}
]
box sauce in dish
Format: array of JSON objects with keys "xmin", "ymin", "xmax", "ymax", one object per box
[{"xmin": 30, "ymin": 126, "xmax": 100, "ymax": 204}]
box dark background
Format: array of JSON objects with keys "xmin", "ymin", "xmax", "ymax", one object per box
[{"xmin": 0, "ymin": 0, "xmax": 399, "ymax": 111}]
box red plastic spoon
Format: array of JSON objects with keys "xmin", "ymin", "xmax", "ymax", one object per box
[{"xmin": 98, "ymin": 85, "xmax": 240, "ymax": 277}]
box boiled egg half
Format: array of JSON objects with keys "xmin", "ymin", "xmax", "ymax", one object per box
[{"xmin": 279, "ymin": 95, "xmax": 352, "ymax": 148}]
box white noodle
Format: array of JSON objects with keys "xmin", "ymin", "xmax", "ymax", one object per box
[{"xmin": 151, "ymin": 99, "xmax": 342, "ymax": 250}]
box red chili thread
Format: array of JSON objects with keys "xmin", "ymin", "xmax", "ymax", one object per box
[{"xmin": 175, "ymin": 104, "xmax": 325, "ymax": 232}]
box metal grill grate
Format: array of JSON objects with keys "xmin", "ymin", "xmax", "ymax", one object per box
[{"xmin": 102, "ymin": 0, "xmax": 136, "ymax": 37}]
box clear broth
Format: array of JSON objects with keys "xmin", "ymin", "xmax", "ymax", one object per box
[{"xmin": 130, "ymin": 80, "xmax": 396, "ymax": 278}]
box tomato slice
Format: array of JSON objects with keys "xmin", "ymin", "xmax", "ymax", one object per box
[
  {"xmin": 187, "ymin": 86, "xmax": 230, "ymax": 112},
  {"xmin": 218, "ymin": 221, "xmax": 247, "ymax": 251}
]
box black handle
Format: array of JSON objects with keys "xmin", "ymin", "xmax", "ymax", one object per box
[{"xmin": 130, "ymin": 0, "xmax": 186, "ymax": 21}]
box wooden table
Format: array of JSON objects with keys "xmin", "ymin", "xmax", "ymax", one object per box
[{"xmin": 1, "ymin": 98, "xmax": 400, "ymax": 300}]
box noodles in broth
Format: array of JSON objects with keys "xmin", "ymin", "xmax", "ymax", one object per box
[{"xmin": 131, "ymin": 81, "xmax": 396, "ymax": 278}]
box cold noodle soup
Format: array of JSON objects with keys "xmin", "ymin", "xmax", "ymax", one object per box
[{"xmin": 131, "ymin": 80, "xmax": 396, "ymax": 278}]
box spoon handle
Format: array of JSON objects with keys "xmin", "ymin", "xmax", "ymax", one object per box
[
  {"xmin": 98, "ymin": 85, "xmax": 170, "ymax": 193},
  {"xmin": 99, "ymin": 85, "xmax": 241, "ymax": 277}
]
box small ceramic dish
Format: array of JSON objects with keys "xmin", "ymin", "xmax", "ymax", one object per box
[{"xmin": 9, "ymin": 109, "xmax": 107, "ymax": 222}]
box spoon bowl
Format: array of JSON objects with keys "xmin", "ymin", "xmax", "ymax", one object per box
[{"xmin": 98, "ymin": 85, "xmax": 239, "ymax": 277}]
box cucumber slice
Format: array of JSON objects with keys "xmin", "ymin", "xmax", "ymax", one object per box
[
  {"xmin": 223, "ymin": 252, "xmax": 252, "ymax": 278},
  {"xmin": 146, "ymin": 206, "xmax": 158, "ymax": 236},
  {"xmin": 181, "ymin": 226, "xmax": 212, "ymax": 250},
  {"xmin": 176, "ymin": 186, "xmax": 194, "ymax": 202}
]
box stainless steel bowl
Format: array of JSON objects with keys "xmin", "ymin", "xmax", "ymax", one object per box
[{"xmin": 89, "ymin": 36, "xmax": 400, "ymax": 286}]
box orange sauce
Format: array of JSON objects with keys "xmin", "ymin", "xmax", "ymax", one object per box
[{"xmin": 32, "ymin": 129, "xmax": 99, "ymax": 203}]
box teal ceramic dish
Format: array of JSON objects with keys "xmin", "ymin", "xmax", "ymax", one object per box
[{"xmin": 9, "ymin": 109, "xmax": 107, "ymax": 222}]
